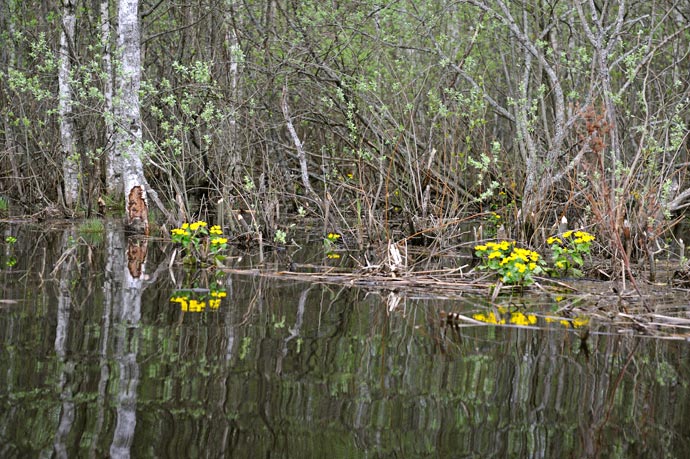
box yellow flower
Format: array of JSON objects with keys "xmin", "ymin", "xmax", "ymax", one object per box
[
  {"xmin": 510, "ymin": 312, "xmax": 537, "ymax": 326},
  {"xmin": 562, "ymin": 230, "xmax": 573, "ymax": 238},
  {"xmin": 211, "ymin": 290, "xmax": 227, "ymax": 298},
  {"xmin": 210, "ymin": 225, "xmax": 223, "ymax": 235},
  {"xmin": 475, "ymin": 244, "xmax": 488, "ymax": 252},
  {"xmin": 327, "ymin": 232, "xmax": 341, "ymax": 240},
  {"xmin": 472, "ymin": 312, "xmax": 505, "ymax": 325},
  {"xmin": 181, "ymin": 223, "xmax": 189, "ymax": 229},
  {"xmin": 515, "ymin": 262, "xmax": 527, "ymax": 273},
  {"xmin": 211, "ymin": 237, "xmax": 228, "ymax": 245},
  {"xmin": 572, "ymin": 317, "xmax": 590, "ymax": 328},
  {"xmin": 170, "ymin": 296, "xmax": 189, "ymax": 311},
  {"xmin": 327, "ymin": 252, "xmax": 341, "ymax": 259},
  {"xmin": 555, "ymin": 260, "xmax": 566, "ymax": 269},
  {"xmin": 488, "ymin": 251, "xmax": 502, "ymax": 259},
  {"xmin": 209, "ymin": 299, "xmax": 221, "ymax": 309},
  {"xmin": 529, "ymin": 262, "xmax": 537, "ymax": 271},
  {"xmin": 547, "ymin": 236, "xmax": 562, "ymax": 245},
  {"xmin": 189, "ymin": 299, "xmax": 206, "ymax": 312}
]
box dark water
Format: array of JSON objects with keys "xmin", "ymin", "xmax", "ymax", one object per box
[{"xmin": 0, "ymin": 223, "xmax": 689, "ymax": 458}]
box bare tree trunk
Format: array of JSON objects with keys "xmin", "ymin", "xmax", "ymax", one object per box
[
  {"xmin": 115, "ymin": 0, "xmax": 149, "ymax": 233},
  {"xmin": 101, "ymin": 0, "xmax": 118, "ymax": 196},
  {"xmin": 59, "ymin": 0, "xmax": 79, "ymax": 209},
  {"xmin": 281, "ymin": 82, "xmax": 316, "ymax": 198}
]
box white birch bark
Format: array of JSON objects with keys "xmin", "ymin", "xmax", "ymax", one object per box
[
  {"xmin": 115, "ymin": 0, "xmax": 149, "ymax": 231},
  {"xmin": 101, "ymin": 0, "xmax": 118, "ymax": 195},
  {"xmin": 109, "ymin": 230, "xmax": 142, "ymax": 459},
  {"xmin": 59, "ymin": 0, "xmax": 79, "ymax": 208}
]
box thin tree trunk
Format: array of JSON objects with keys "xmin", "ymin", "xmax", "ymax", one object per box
[
  {"xmin": 101, "ymin": 0, "xmax": 118, "ymax": 196},
  {"xmin": 281, "ymin": 82, "xmax": 316, "ymax": 198},
  {"xmin": 59, "ymin": 0, "xmax": 79, "ymax": 209}
]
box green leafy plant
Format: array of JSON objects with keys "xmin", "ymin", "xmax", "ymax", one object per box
[
  {"xmin": 547, "ymin": 230, "xmax": 595, "ymax": 277},
  {"xmin": 474, "ymin": 241, "xmax": 544, "ymax": 286},
  {"xmin": 171, "ymin": 220, "xmax": 228, "ymax": 266},
  {"xmin": 274, "ymin": 229, "xmax": 287, "ymax": 244}
]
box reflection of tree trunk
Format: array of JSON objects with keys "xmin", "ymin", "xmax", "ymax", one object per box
[
  {"xmin": 275, "ymin": 286, "xmax": 310, "ymax": 374},
  {"xmin": 52, "ymin": 230, "xmax": 77, "ymax": 458},
  {"xmin": 90, "ymin": 221, "xmax": 118, "ymax": 458},
  {"xmin": 109, "ymin": 225, "xmax": 146, "ymax": 458}
]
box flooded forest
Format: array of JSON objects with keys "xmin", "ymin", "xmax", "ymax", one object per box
[{"xmin": 1, "ymin": 1, "xmax": 690, "ymax": 457}]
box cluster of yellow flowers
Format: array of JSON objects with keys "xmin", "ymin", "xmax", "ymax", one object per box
[
  {"xmin": 209, "ymin": 290, "xmax": 227, "ymax": 309},
  {"xmin": 474, "ymin": 241, "xmax": 543, "ymax": 285},
  {"xmin": 547, "ymin": 230, "xmax": 595, "ymax": 246},
  {"xmin": 170, "ymin": 290, "xmax": 228, "ymax": 312},
  {"xmin": 471, "ymin": 310, "xmax": 589, "ymax": 328},
  {"xmin": 499, "ymin": 247, "xmax": 540, "ymax": 273},
  {"xmin": 326, "ymin": 232, "xmax": 341, "ymax": 241},
  {"xmin": 472, "ymin": 310, "xmax": 538, "ymax": 326}
]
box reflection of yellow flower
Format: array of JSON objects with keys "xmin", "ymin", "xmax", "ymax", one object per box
[
  {"xmin": 189, "ymin": 299, "xmax": 205, "ymax": 312},
  {"xmin": 472, "ymin": 312, "xmax": 506, "ymax": 325},
  {"xmin": 211, "ymin": 290, "xmax": 227, "ymax": 298},
  {"xmin": 170, "ymin": 296, "xmax": 189, "ymax": 311},
  {"xmin": 327, "ymin": 252, "xmax": 341, "ymax": 259},
  {"xmin": 509, "ymin": 312, "xmax": 537, "ymax": 326},
  {"xmin": 210, "ymin": 225, "xmax": 223, "ymax": 235},
  {"xmin": 572, "ymin": 317, "xmax": 590, "ymax": 328},
  {"xmin": 209, "ymin": 299, "xmax": 221, "ymax": 309}
]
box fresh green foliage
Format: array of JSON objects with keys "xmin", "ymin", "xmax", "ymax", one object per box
[
  {"xmin": 547, "ymin": 230, "xmax": 595, "ymax": 277},
  {"xmin": 274, "ymin": 229, "xmax": 287, "ymax": 245},
  {"xmin": 474, "ymin": 241, "xmax": 544, "ymax": 286}
]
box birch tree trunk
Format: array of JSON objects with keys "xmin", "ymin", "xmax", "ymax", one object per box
[
  {"xmin": 101, "ymin": 0, "xmax": 118, "ymax": 196},
  {"xmin": 114, "ymin": 0, "xmax": 149, "ymax": 233},
  {"xmin": 59, "ymin": 0, "xmax": 79, "ymax": 209}
]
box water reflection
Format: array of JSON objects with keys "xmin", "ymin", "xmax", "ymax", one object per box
[{"xmin": 0, "ymin": 222, "xmax": 688, "ymax": 457}]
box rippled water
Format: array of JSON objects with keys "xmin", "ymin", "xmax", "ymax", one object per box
[{"xmin": 0, "ymin": 222, "xmax": 689, "ymax": 458}]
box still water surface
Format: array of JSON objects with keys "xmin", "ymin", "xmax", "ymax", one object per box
[{"xmin": 0, "ymin": 223, "xmax": 689, "ymax": 458}]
